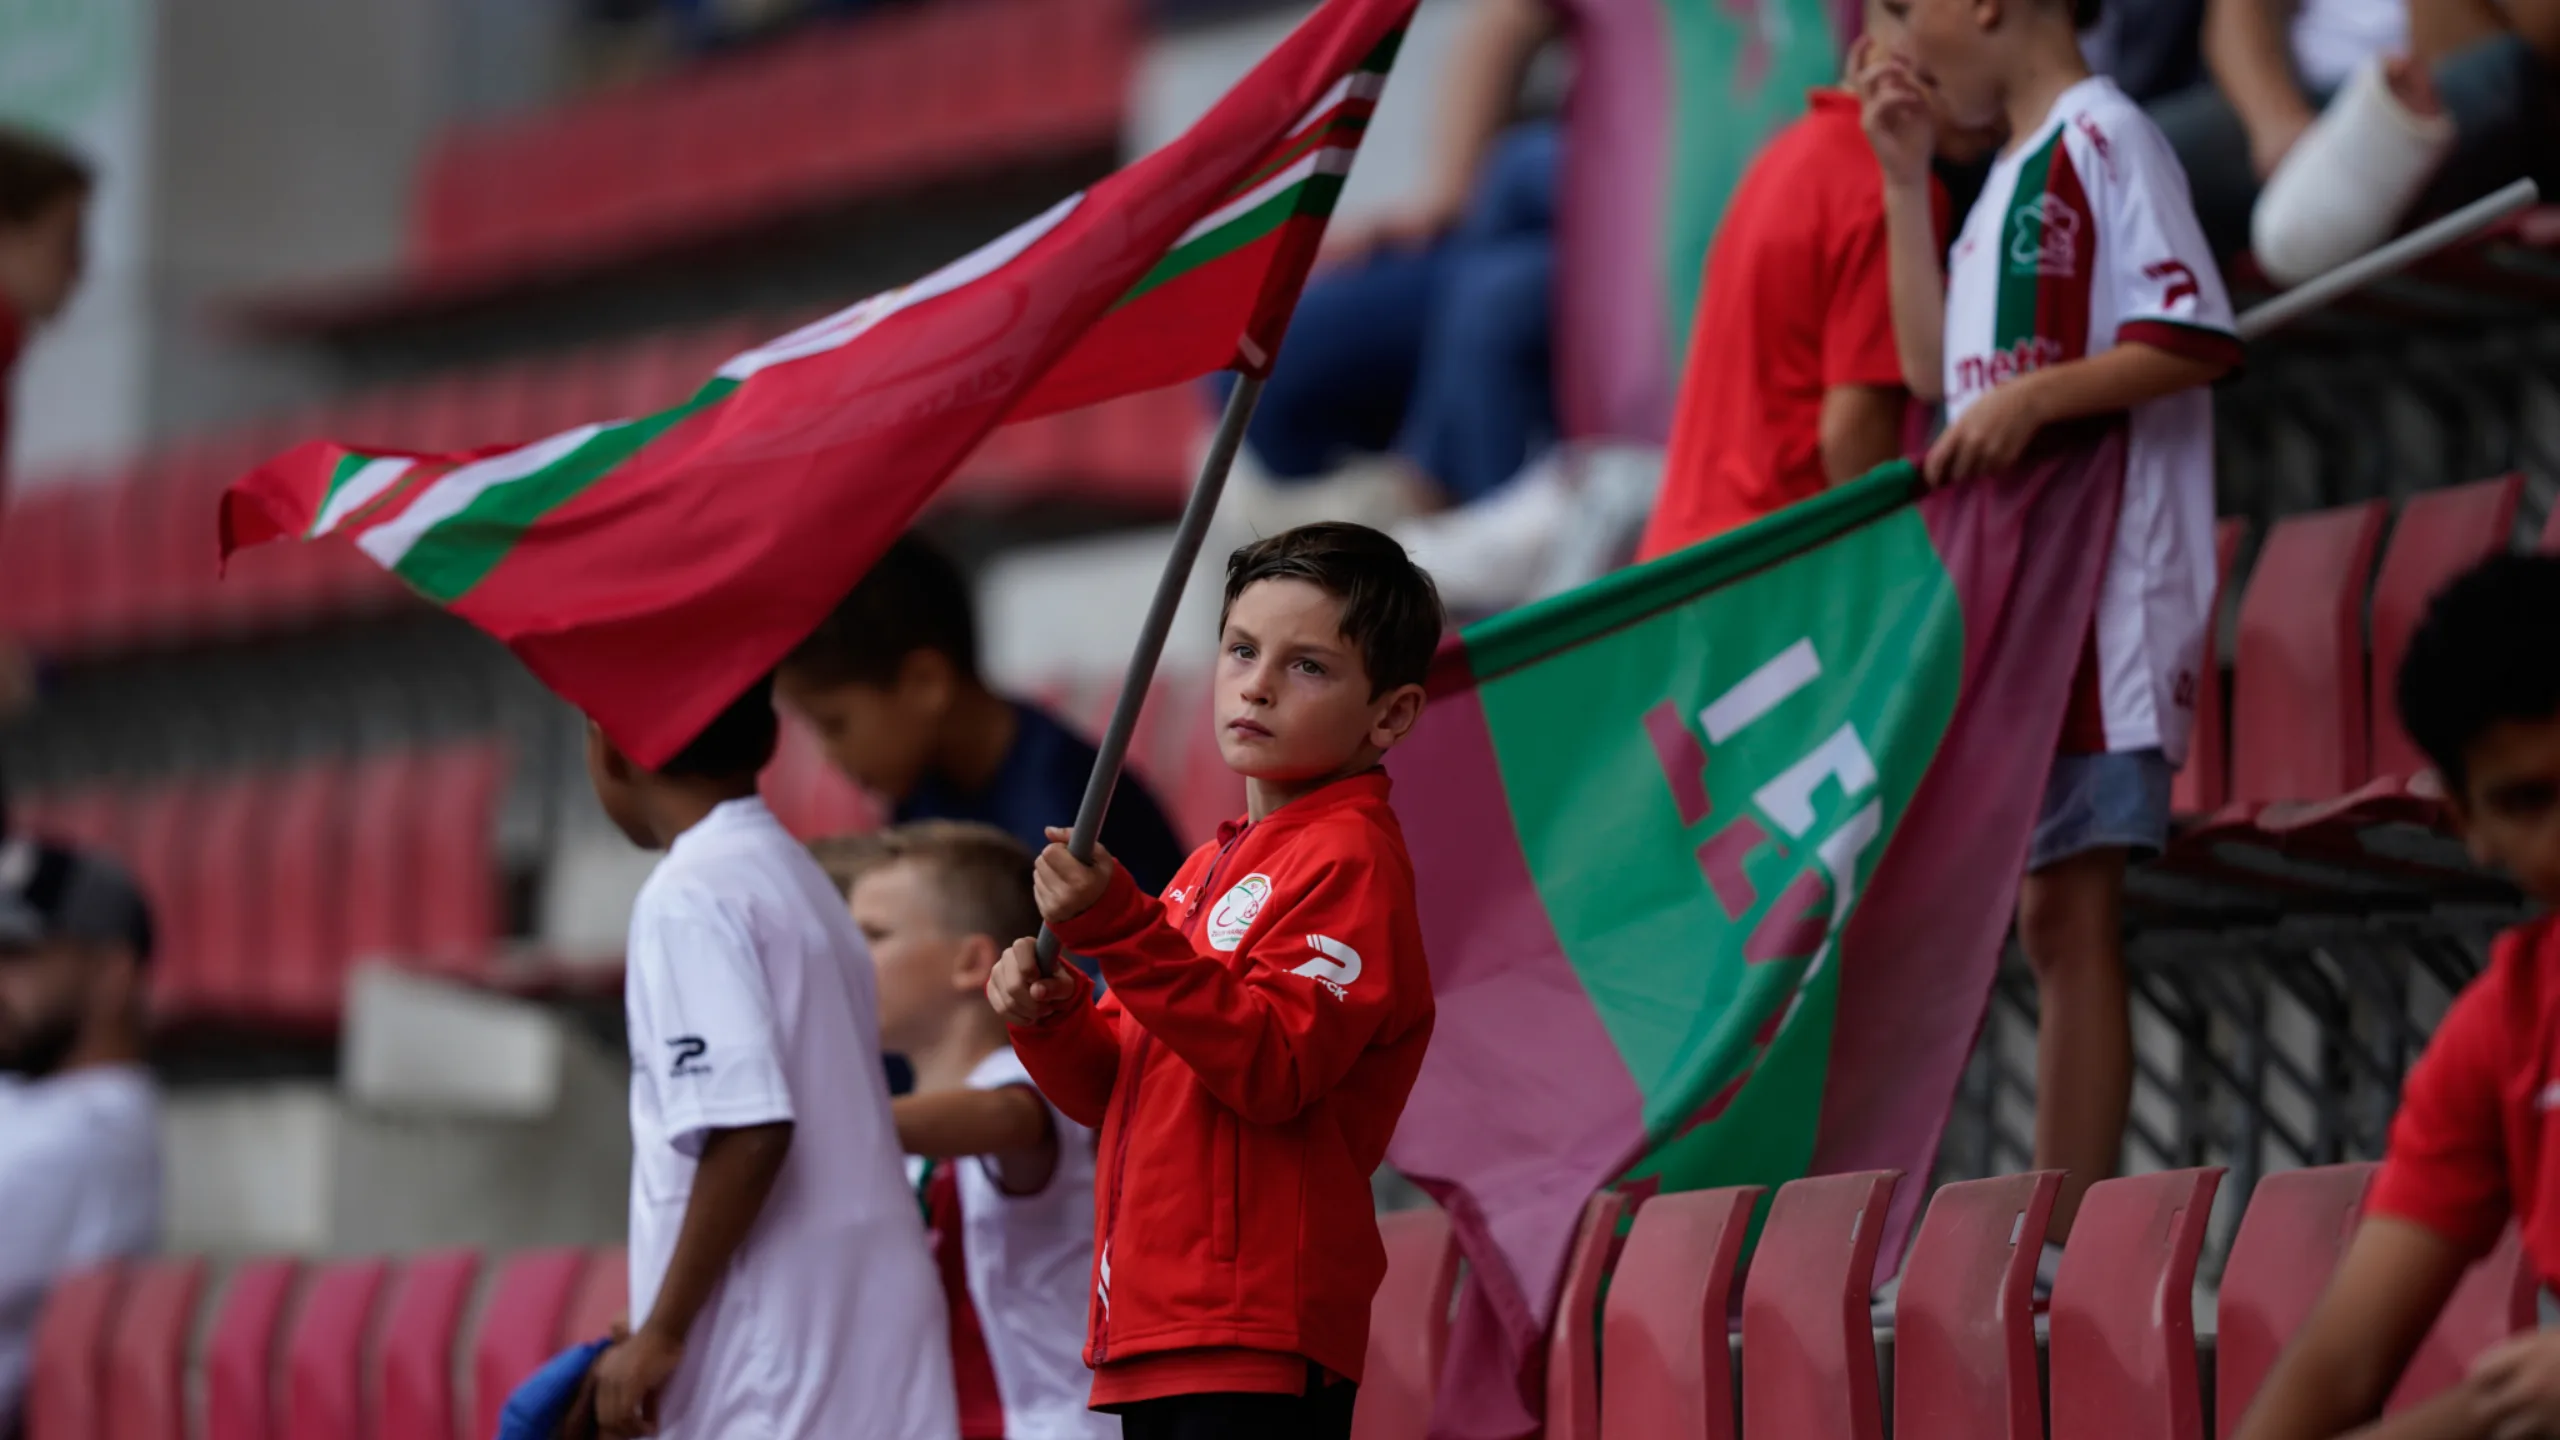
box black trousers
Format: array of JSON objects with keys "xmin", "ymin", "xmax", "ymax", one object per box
[{"xmin": 1114, "ymin": 1384, "xmax": 1359, "ymax": 1440}]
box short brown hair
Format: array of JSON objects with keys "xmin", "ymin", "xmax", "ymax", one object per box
[
  {"xmin": 782, "ymin": 533, "xmax": 979, "ymax": 690},
  {"xmin": 0, "ymin": 128, "xmax": 92, "ymax": 228},
  {"xmin": 1221, "ymin": 523, "xmax": 1446, "ymax": 695},
  {"xmin": 811, "ymin": 821, "xmax": 1038, "ymax": 946}
]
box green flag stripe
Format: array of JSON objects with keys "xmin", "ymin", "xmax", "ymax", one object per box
[
  {"xmin": 387, "ymin": 376, "xmax": 741, "ymax": 604},
  {"xmin": 1114, "ymin": 172, "xmax": 1346, "ymax": 311}
]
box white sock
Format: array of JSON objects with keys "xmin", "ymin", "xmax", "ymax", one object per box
[{"xmin": 2252, "ymin": 56, "xmax": 2455, "ymax": 287}]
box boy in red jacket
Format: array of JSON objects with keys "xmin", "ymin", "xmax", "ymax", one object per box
[{"xmin": 986, "ymin": 522, "xmax": 1443, "ymax": 1440}]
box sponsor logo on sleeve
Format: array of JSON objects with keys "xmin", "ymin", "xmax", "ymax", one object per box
[
  {"xmin": 667, "ymin": 1036, "xmax": 712, "ymax": 1078},
  {"xmin": 1292, "ymin": 934, "xmax": 1364, "ymax": 999}
]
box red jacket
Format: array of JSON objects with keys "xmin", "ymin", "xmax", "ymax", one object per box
[{"xmin": 1010, "ymin": 770, "xmax": 1434, "ymax": 1384}]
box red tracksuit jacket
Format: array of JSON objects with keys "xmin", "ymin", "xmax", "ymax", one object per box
[{"xmin": 1010, "ymin": 769, "xmax": 1434, "ymax": 1384}]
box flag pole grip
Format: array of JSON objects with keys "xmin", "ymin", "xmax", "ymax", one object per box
[{"xmin": 1034, "ymin": 375, "xmax": 1268, "ymax": 977}]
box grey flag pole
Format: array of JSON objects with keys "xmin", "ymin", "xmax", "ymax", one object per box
[
  {"xmin": 2234, "ymin": 178, "xmax": 2538, "ymax": 342},
  {"xmin": 1034, "ymin": 374, "xmax": 1267, "ymax": 976}
]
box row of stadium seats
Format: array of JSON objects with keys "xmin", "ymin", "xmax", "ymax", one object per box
[
  {"xmin": 2149, "ymin": 474, "xmax": 2560, "ymax": 919},
  {"xmin": 26, "ymin": 1244, "xmax": 629, "ymax": 1440},
  {"xmin": 27, "ymin": 1164, "xmax": 2515, "ymax": 1440},
  {"xmin": 0, "ymin": 320, "xmax": 1204, "ymax": 659},
  {"xmin": 280, "ymin": 0, "xmax": 1134, "ymax": 310},
  {"xmin": 1361, "ymin": 1163, "xmax": 2522, "ymax": 1440},
  {"xmin": 10, "ymin": 743, "xmax": 506, "ymax": 1028}
]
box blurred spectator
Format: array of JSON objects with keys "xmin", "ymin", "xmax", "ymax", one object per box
[
  {"xmin": 0, "ymin": 841, "xmax": 160, "ymax": 1430},
  {"xmin": 774, "ymin": 534, "xmax": 1190, "ymax": 898},
  {"xmin": 2146, "ymin": 0, "xmax": 2558, "ymax": 280},
  {"xmin": 2078, "ymin": 0, "xmax": 2209, "ymax": 100},
  {"xmin": 1231, "ymin": 0, "xmax": 1562, "ymax": 526},
  {"xmin": 1635, "ymin": 9, "xmax": 2000, "ymax": 561}
]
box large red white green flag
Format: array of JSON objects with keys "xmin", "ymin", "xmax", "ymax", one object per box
[{"xmin": 220, "ymin": 0, "xmax": 1409, "ymax": 767}]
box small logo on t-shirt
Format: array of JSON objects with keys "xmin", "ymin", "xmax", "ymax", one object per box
[
  {"xmin": 667, "ymin": 1035, "xmax": 712, "ymax": 1078},
  {"xmin": 2009, "ymin": 194, "xmax": 2083, "ymax": 279},
  {"xmin": 1207, "ymin": 874, "xmax": 1274, "ymax": 952}
]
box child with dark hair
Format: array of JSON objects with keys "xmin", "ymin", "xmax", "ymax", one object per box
[
  {"xmin": 1862, "ymin": 0, "xmax": 2240, "ymax": 1254},
  {"xmin": 776, "ymin": 533, "xmax": 1190, "ymax": 895},
  {"xmin": 987, "ymin": 522, "xmax": 1443, "ymax": 1440},
  {"xmin": 584, "ymin": 677, "xmax": 955, "ymax": 1440},
  {"xmin": 2234, "ymin": 553, "xmax": 2560, "ymax": 1440}
]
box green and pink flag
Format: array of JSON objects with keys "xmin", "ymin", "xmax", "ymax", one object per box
[
  {"xmin": 1384, "ymin": 435, "xmax": 2127, "ymax": 1435},
  {"xmin": 219, "ymin": 0, "xmax": 1409, "ymax": 768}
]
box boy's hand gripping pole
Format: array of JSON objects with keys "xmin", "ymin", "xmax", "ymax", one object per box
[{"xmin": 1033, "ymin": 375, "xmax": 1267, "ymax": 978}]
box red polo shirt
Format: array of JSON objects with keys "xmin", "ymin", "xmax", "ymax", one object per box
[
  {"xmin": 2368, "ymin": 915, "xmax": 2560, "ymax": 1282},
  {"xmin": 1636, "ymin": 91, "xmax": 1942, "ymax": 561}
]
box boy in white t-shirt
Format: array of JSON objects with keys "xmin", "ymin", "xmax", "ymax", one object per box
[
  {"xmin": 815, "ymin": 823, "xmax": 1113, "ymax": 1440},
  {"xmin": 1859, "ymin": 0, "xmax": 2240, "ymax": 1250},
  {"xmin": 583, "ymin": 678, "xmax": 956, "ymax": 1440}
]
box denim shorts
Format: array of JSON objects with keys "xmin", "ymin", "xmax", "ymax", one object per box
[{"xmin": 2029, "ymin": 749, "xmax": 2174, "ymax": 872}]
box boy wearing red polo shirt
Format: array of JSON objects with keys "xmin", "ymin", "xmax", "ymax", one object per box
[
  {"xmin": 987, "ymin": 522, "xmax": 1443, "ymax": 1440},
  {"xmin": 2233, "ymin": 554, "xmax": 2560, "ymax": 1440},
  {"xmin": 1634, "ymin": 0, "xmax": 1997, "ymax": 561}
]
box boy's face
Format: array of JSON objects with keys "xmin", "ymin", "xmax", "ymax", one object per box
[
  {"xmin": 1215, "ymin": 579, "xmax": 1425, "ymax": 785},
  {"xmin": 849, "ymin": 858, "xmax": 986, "ymax": 1056},
  {"xmin": 583, "ymin": 722, "xmax": 658, "ymax": 849},
  {"xmin": 2452, "ymin": 713, "xmax": 2560, "ymax": 905},
  {"xmin": 0, "ymin": 192, "xmax": 87, "ymax": 326},
  {"xmin": 1865, "ymin": 0, "xmax": 2008, "ymax": 160},
  {"xmin": 776, "ymin": 654, "xmax": 953, "ymax": 802},
  {"xmin": 1890, "ymin": 0, "xmax": 2007, "ymax": 133}
]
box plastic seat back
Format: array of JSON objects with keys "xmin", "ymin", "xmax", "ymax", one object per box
[
  {"xmin": 2389, "ymin": 1222, "xmax": 2537, "ymax": 1411},
  {"xmin": 2217, "ymin": 1163, "xmax": 2376, "ymax": 1434},
  {"xmin": 101, "ymin": 1255, "xmax": 208, "ymax": 1440},
  {"xmin": 26, "ymin": 1262, "xmax": 122, "ymax": 1440},
  {"xmin": 1545, "ymin": 1191, "xmax": 1628, "ymax": 1440},
  {"xmin": 2369, "ymin": 476, "xmax": 2523, "ymax": 778},
  {"xmin": 1600, "ymin": 1186, "xmax": 1760, "ymax": 1440},
  {"xmin": 282, "ymin": 1258, "xmax": 390, "ymax": 1440},
  {"xmin": 1894, "ymin": 1171, "xmax": 2062, "ymax": 1440},
  {"xmin": 2048, "ymin": 1167, "xmax": 2225, "ymax": 1440},
  {"xmin": 1740, "ymin": 1171, "xmax": 1900, "ymax": 1440},
  {"xmin": 1350, "ymin": 1209, "xmax": 1460, "ymax": 1440},
  {"xmin": 470, "ymin": 1248, "xmax": 588, "ymax": 1440},
  {"xmin": 375, "ymin": 1249, "xmax": 481, "ymax": 1440},
  {"xmin": 205, "ymin": 1258, "xmax": 301, "ymax": 1440},
  {"xmin": 2230, "ymin": 501, "xmax": 2387, "ymax": 803},
  {"xmin": 560, "ymin": 1248, "xmax": 628, "ymax": 1346},
  {"xmin": 2173, "ymin": 519, "xmax": 2248, "ymax": 815}
]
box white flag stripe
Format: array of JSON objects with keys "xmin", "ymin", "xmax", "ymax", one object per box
[
  {"xmin": 310, "ymin": 457, "xmax": 416, "ymax": 539},
  {"xmin": 357, "ymin": 425, "xmax": 606, "ymax": 568},
  {"xmin": 1701, "ymin": 639, "xmax": 1824, "ymax": 743},
  {"xmin": 1171, "ymin": 144, "xmax": 1358, "ymax": 251}
]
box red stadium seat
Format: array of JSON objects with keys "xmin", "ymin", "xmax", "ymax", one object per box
[
  {"xmin": 471, "ymin": 1248, "xmax": 590, "ymax": 1440},
  {"xmin": 190, "ymin": 772, "xmax": 273, "ymax": 1018},
  {"xmin": 375, "ymin": 1249, "xmax": 482, "ymax": 1440},
  {"xmin": 282, "ymin": 1257, "xmax": 391, "ymax": 1440},
  {"xmin": 101, "ymin": 1255, "xmax": 208, "ymax": 1440},
  {"xmin": 1739, "ymin": 1172, "xmax": 1901, "ymax": 1440},
  {"xmin": 2369, "ymin": 476, "xmax": 2522, "ymax": 780},
  {"xmin": 2228, "ymin": 501, "xmax": 2387, "ymax": 805},
  {"xmin": 124, "ymin": 784, "xmax": 208, "ymax": 1019},
  {"xmin": 1599, "ymin": 1187, "xmax": 1760, "ymax": 1440},
  {"xmin": 26, "ymin": 1262, "xmax": 122, "ymax": 1440},
  {"xmin": 266, "ymin": 762, "xmax": 352, "ymax": 1025},
  {"xmin": 206, "ymin": 1258, "xmax": 302, "ymax": 1440},
  {"xmin": 1893, "ymin": 1171, "xmax": 2060, "ymax": 1440},
  {"xmin": 2047, "ymin": 1167, "xmax": 2224, "ymax": 1440},
  {"xmin": 409, "ymin": 744, "xmax": 507, "ymax": 973},
  {"xmin": 2389, "ymin": 1222, "xmax": 2536, "ymax": 1411},
  {"xmin": 560, "ymin": 1248, "xmax": 629, "ymax": 1345},
  {"xmin": 2171, "ymin": 519, "xmax": 2248, "ymax": 816},
  {"xmin": 1350, "ymin": 1208, "xmax": 1460, "ymax": 1440},
  {"xmin": 1543, "ymin": 1191, "xmax": 1626, "ymax": 1440},
  {"xmin": 344, "ymin": 751, "xmax": 427, "ymax": 970},
  {"xmin": 2217, "ymin": 1163, "xmax": 2377, "ymax": 1436}
]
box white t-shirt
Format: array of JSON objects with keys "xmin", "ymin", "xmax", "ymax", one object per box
[
  {"xmin": 625, "ymin": 797, "xmax": 955, "ymax": 1440},
  {"xmin": 0, "ymin": 1065, "xmax": 161, "ymax": 1419},
  {"xmin": 2291, "ymin": 0, "xmax": 2406, "ymax": 93},
  {"xmin": 906, "ymin": 1049, "xmax": 1112, "ymax": 1440},
  {"xmin": 1944, "ymin": 76, "xmax": 2239, "ymax": 766}
]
